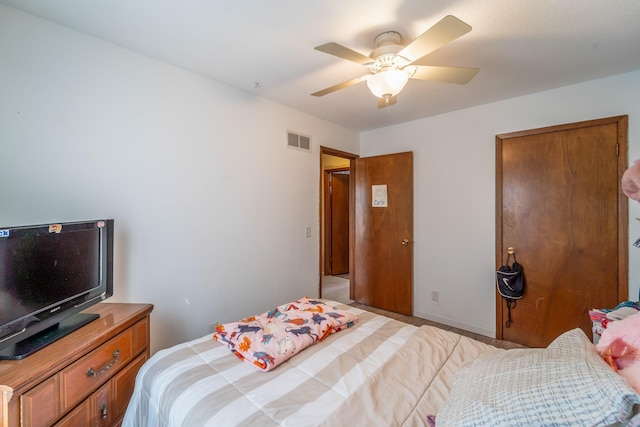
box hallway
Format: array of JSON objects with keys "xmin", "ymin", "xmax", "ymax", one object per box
[{"xmin": 322, "ymin": 275, "xmax": 354, "ymax": 305}]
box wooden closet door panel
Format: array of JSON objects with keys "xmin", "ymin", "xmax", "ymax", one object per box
[{"xmin": 496, "ymin": 116, "xmax": 628, "ymax": 347}]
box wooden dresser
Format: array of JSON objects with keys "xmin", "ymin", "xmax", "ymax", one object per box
[{"xmin": 0, "ymin": 303, "xmax": 153, "ymax": 427}]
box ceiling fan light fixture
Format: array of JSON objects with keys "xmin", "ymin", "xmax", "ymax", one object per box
[{"xmin": 366, "ymin": 68, "xmax": 409, "ymax": 98}]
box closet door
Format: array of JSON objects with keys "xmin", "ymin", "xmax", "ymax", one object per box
[{"xmin": 496, "ymin": 116, "xmax": 628, "ymax": 347}]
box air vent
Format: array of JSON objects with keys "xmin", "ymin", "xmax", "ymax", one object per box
[{"xmin": 287, "ymin": 131, "xmax": 311, "ymax": 152}]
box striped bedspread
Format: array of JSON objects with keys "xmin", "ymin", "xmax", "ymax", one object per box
[{"xmin": 123, "ymin": 302, "xmax": 501, "ymax": 427}]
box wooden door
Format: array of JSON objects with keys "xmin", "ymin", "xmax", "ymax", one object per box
[
  {"xmin": 496, "ymin": 116, "xmax": 628, "ymax": 347},
  {"xmin": 330, "ymin": 171, "xmax": 350, "ymax": 275},
  {"xmin": 354, "ymin": 152, "xmax": 413, "ymax": 315}
]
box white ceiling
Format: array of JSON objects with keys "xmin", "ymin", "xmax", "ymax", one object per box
[{"xmin": 3, "ymin": 0, "xmax": 640, "ymax": 131}]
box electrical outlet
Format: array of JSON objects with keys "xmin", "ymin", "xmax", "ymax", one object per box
[
  {"xmin": 305, "ymin": 226, "xmax": 311, "ymax": 238},
  {"xmin": 431, "ymin": 291, "xmax": 439, "ymax": 302},
  {"xmin": 209, "ymin": 322, "xmax": 219, "ymax": 331}
]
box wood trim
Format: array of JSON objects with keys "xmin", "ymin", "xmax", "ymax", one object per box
[
  {"xmin": 319, "ymin": 149, "xmax": 324, "ymax": 297},
  {"xmin": 495, "ymin": 134, "xmax": 504, "ymax": 339},
  {"xmin": 323, "ymin": 170, "xmax": 331, "ymax": 276},
  {"xmin": 349, "ymin": 159, "xmax": 356, "ymax": 301},
  {"xmin": 617, "ymin": 116, "xmax": 629, "ymax": 302},
  {"xmin": 495, "ymin": 115, "xmax": 629, "ymax": 139},
  {"xmin": 495, "ymin": 115, "xmax": 629, "ymax": 339},
  {"xmin": 0, "ymin": 385, "xmax": 12, "ymax": 427},
  {"xmin": 321, "ymin": 146, "xmax": 359, "ymax": 159}
]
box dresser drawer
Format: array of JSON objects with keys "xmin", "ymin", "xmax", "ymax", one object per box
[
  {"xmin": 91, "ymin": 382, "xmax": 112, "ymax": 427},
  {"xmin": 113, "ymin": 354, "xmax": 146, "ymax": 422},
  {"xmin": 21, "ymin": 375, "xmax": 60, "ymax": 426},
  {"xmin": 60, "ymin": 329, "xmax": 133, "ymax": 411},
  {"xmin": 54, "ymin": 399, "xmax": 90, "ymax": 427},
  {"xmin": 0, "ymin": 303, "xmax": 152, "ymax": 427}
]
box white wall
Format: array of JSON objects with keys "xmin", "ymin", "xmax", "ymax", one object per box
[
  {"xmin": 0, "ymin": 5, "xmax": 359, "ymax": 353},
  {"xmin": 3, "ymin": 4, "xmax": 638, "ymax": 352},
  {"xmin": 361, "ymin": 70, "xmax": 640, "ymax": 337}
]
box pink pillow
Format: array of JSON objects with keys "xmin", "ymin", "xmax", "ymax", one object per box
[
  {"xmin": 595, "ymin": 311, "xmax": 640, "ymax": 392},
  {"xmin": 621, "ymin": 160, "xmax": 640, "ymax": 202}
]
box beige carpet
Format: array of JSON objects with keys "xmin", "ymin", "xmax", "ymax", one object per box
[
  {"xmin": 321, "ymin": 275, "xmax": 354, "ymax": 305},
  {"xmin": 322, "ymin": 275, "xmax": 523, "ymax": 350}
]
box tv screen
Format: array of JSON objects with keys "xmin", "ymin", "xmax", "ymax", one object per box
[{"xmin": 0, "ymin": 219, "xmax": 113, "ymax": 359}]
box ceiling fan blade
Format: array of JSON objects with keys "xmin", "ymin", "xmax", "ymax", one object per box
[
  {"xmin": 410, "ymin": 65, "xmax": 479, "ymax": 84},
  {"xmin": 314, "ymin": 42, "xmax": 373, "ymax": 65},
  {"xmin": 377, "ymin": 96, "xmax": 397, "ymax": 109},
  {"xmin": 311, "ymin": 75, "xmax": 369, "ymax": 97},
  {"xmin": 399, "ymin": 15, "xmax": 471, "ymax": 65}
]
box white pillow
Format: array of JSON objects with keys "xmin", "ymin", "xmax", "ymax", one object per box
[{"xmin": 437, "ymin": 328, "xmax": 640, "ymax": 427}]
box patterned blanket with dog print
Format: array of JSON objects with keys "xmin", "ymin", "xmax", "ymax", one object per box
[{"xmin": 212, "ymin": 297, "xmax": 358, "ymax": 371}]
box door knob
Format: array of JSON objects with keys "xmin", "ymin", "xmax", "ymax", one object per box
[{"xmin": 401, "ymin": 239, "xmax": 410, "ymax": 245}]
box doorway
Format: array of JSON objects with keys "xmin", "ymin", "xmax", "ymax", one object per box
[
  {"xmin": 320, "ymin": 147, "xmax": 358, "ymax": 305},
  {"xmin": 319, "ymin": 147, "xmax": 414, "ymax": 316}
]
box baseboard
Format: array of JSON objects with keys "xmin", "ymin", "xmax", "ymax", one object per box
[{"xmin": 412, "ymin": 309, "xmax": 495, "ymax": 338}]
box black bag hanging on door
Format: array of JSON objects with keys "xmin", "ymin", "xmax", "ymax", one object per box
[{"xmin": 496, "ymin": 249, "xmax": 524, "ymax": 328}]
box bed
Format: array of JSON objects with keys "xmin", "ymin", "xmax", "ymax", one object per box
[{"xmin": 123, "ymin": 299, "xmax": 640, "ymax": 427}]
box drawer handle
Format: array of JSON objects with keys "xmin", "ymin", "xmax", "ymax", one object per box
[
  {"xmin": 86, "ymin": 349, "xmax": 120, "ymax": 378},
  {"xmin": 100, "ymin": 402, "xmax": 108, "ymax": 419}
]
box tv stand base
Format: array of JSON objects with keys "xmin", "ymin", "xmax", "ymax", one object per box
[{"xmin": 0, "ymin": 313, "xmax": 99, "ymax": 360}]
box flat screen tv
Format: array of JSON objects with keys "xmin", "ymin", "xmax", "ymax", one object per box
[{"xmin": 0, "ymin": 219, "xmax": 113, "ymax": 359}]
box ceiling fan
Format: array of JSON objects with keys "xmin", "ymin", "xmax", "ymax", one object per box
[{"xmin": 311, "ymin": 15, "xmax": 479, "ymax": 108}]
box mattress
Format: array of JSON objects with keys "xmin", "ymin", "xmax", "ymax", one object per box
[{"xmin": 123, "ymin": 301, "xmax": 502, "ymax": 427}]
